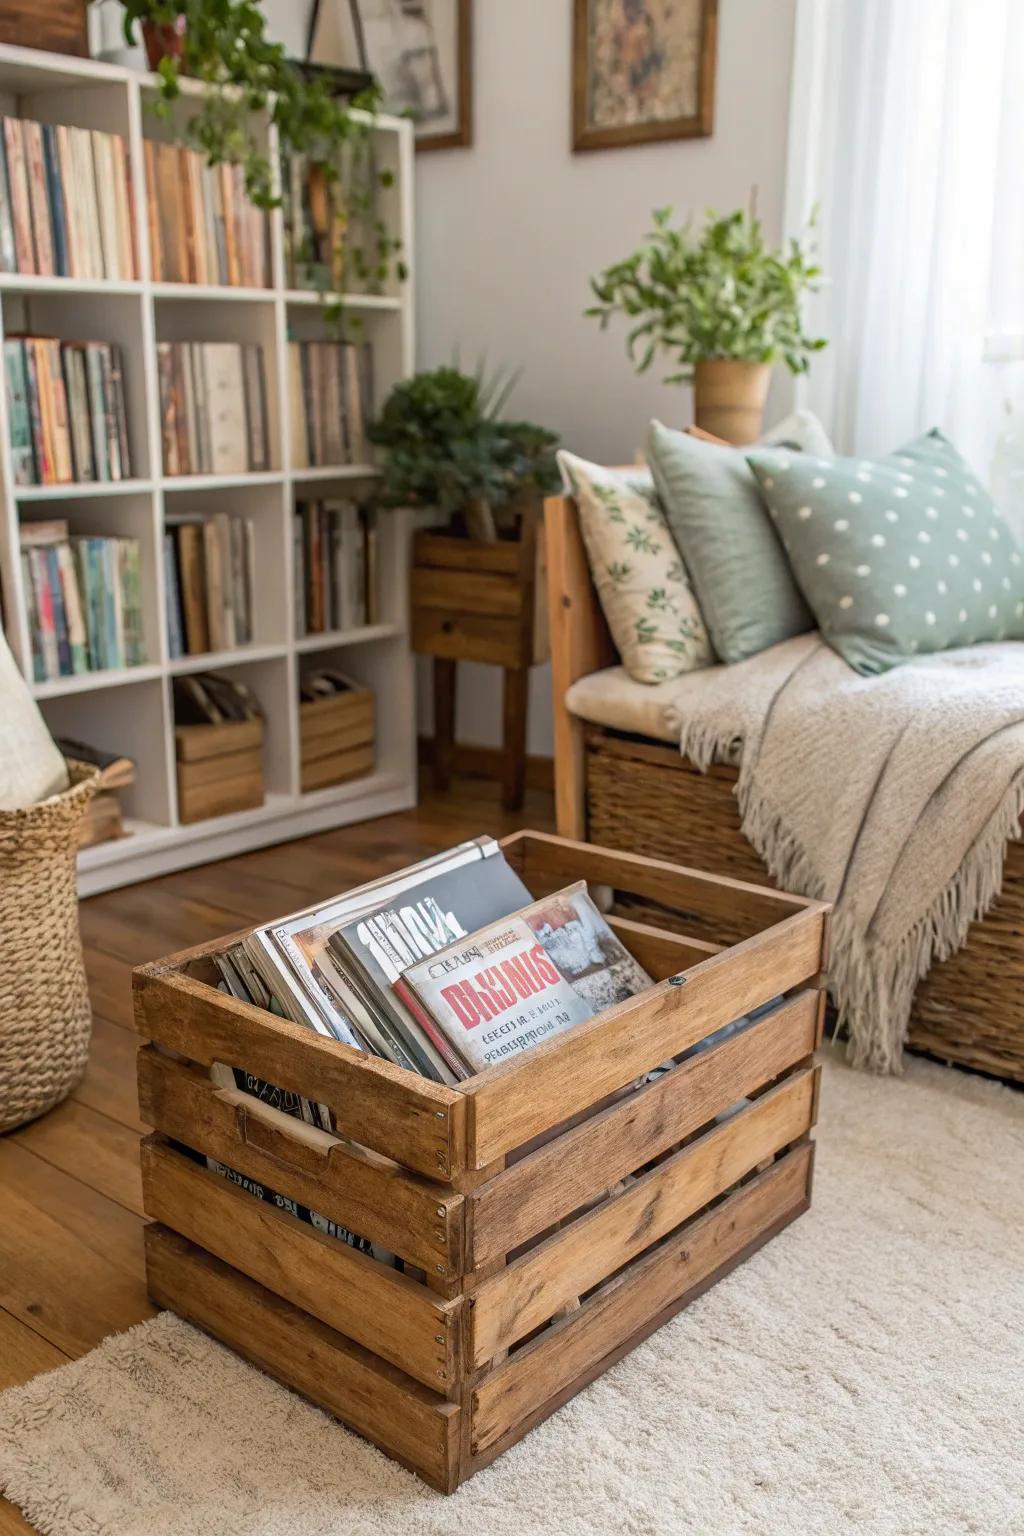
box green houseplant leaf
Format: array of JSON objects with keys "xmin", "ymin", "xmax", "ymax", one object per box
[{"xmin": 587, "ymin": 207, "xmax": 826, "ymax": 382}]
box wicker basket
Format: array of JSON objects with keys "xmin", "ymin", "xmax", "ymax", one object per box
[
  {"xmin": 0, "ymin": 762, "xmax": 99, "ymax": 1133},
  {"xmin": 583, "ymin": 724, "xmax": 1024, "ymax": 1082}
]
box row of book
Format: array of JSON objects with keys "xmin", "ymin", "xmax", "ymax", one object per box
[
  {"xmin": 158, "ymin": 341, "xmax": 270, "ymax": 478},
  {"xmin": 294, "ymin": 500, "xmax": 380, "ymax": 636},
  {"xmin": 5, "ymin": 337, "xmax": 131, "ymax": 486},
  {"xmin": 165, "ymin": 513, "xmax": 256, "ymax": 658},
  {"xmin": 0, "ymin": 116, "xmax": 136, "ymax": 282},
  {"xmin": 145, "ymin": 141, "xmax": 270, "ymax": 289},
  {"xmin": 287, "ymin": 340, "xmax": 373, "ymax": 468},
  {"xmin": 20, "ymin": 519, "xmax": 144, "ymax": 681}
]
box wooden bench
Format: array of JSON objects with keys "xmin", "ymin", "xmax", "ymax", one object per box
[{"xmin": 544, "ymin": 490, "xmax": 1024, "ymax": 1084}]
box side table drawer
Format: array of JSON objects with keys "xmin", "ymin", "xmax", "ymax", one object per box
[{"xmin": 412, "ymin": 607, "xmax": 528, "ymax": 667}]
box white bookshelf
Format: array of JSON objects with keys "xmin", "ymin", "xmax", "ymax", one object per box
[{"xmin": 0, "ymin": 43, "xmax": 418, "ymax": 896}]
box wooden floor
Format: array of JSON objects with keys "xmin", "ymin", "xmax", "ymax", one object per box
[{"xmin": 0, "ymin": 775, "xmax": 555, "ymax": 1534}]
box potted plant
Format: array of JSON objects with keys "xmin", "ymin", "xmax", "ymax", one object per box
[
  {"xmin": 369, "ymin": 367, "xmax": 560, "ymax": 543},
  {"xmin": 119, "ymin": 0, "xmax": 402, "ymax": 294},
  {"xmin": 587, "ymin": 207, "xmax": 826, "ymax": 444}
]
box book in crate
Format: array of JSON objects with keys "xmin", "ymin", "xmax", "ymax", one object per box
[
  {"xmin": 20, "ymin": 518, "xmax": 144, "ymax": 682},
  {"xmin": 145, "ymin": 141, "xmax": 269, "ymax": 289},
  {"xmin": 5, "ymin": 337, "xmax": 131, "ymax": 486},
  {"xmin": 134, "ymin": 832, "xmax": 829, "ymax": 1490},
  {"xmin": 173, "ymin": 672, "xmax": 265, "ymax": 824},
  {"xmin": 157, "ymin": 342, "xmax": 269, "ymax": 477},
  {"xmin": 299, "ymin": 672, "xmax": 374, "ymax": 794},
  {"xmin": 0, "ymin": 115, "xmax": 135, "ymax": 280}
]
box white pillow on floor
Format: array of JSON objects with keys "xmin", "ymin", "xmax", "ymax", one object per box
[{"xmin": 0, "ymin": 628, "xmax": 68, "ymax": 810}]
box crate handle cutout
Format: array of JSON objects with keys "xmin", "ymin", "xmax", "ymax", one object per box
[{"xmin": 225, "ymin": 1096, "xmax": 335, "ymax": 1175}]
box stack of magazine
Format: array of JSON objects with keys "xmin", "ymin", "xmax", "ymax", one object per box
[{"xmin": 211, "ymin": 835, "xmax": 652, "ymax": 1121}]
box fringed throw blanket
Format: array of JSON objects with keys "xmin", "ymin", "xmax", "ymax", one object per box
[{"xmin": 663, "ymin": 635, "xmax": 1024, "ymax": 1072}]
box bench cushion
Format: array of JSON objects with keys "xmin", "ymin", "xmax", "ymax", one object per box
[{"xmin": 565, "ymin": 666, "xmax": 683, "ymax": 744}]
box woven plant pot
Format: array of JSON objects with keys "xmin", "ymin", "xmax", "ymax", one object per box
[{"xmin": 0, "ymin": 762, "xmax": 99, "ymax": 1133}]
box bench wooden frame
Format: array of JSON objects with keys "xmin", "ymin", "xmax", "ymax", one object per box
[
  {"xmin": 135, "ymin": 829, "xmax": 828, "ymax": 1491},
  {"xmin": 544, "ymin": 491, "xmax": 1024, "ymax": 1085}
]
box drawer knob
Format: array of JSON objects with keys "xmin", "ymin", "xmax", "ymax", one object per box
[{"xmin": 441, "ymin": 619, "xmax": 455, "ymax": 634}]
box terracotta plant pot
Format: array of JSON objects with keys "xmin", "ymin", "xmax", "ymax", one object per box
[
  {"xmin": 693, "ymin": 359, "xmax": 771, "ymax": 445},
  {"xmin": 142, "ymin": 16, "xmax": 187, "ymax": 72}
]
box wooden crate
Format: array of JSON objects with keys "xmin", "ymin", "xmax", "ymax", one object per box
[
  {"xmin": 175, "ymin": 719, "xmax": 264, "ymax": 825},
  {"xmin": 0, "ymin": 0, "xmax": 88, "ymax": 56},
  {"xmin": 300, "ymin": 688, "xmax": 375, "ymax": 794},
  {"xmin": 134, "ymin": 831, "xmax": 830, "ymax": 1492}
]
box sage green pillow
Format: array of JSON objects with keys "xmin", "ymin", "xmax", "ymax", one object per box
[
  {"xmin": 646, "ymin": 420, "xmax": 814, "ymax": 664},
  {"xmin": 745, "ymin": 428, "xmax": 1024, "ymax": 675}
]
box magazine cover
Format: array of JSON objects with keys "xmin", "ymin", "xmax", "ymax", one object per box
[
  {"xmin": 329, "ymin": 847, "xmax": 533, "ymax": 1077},
  {"xmin": 402, "ymin": 914, "xmax": 593, "ymax": 1073},
  {"xmin": 525, "ymin": 881, "xmax": 652, "ymax": 1011},
  {"xmin": 402, "ymin": 880, "xmax": 653, "ymax": 1074},
  {"xmin": 245, "ymin": 836, "xmax": 498, "ymax": 1078}
]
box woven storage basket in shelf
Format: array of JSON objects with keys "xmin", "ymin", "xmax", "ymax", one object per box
[{"xmin": 0, "ymin": 762, "xmax": 99, "ymax": 1133}]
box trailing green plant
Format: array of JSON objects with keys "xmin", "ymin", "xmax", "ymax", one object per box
[
  {"xmin": 121, "ymin": 0, "xmax": 405, "ymax": 299},
  {"xmin": 587, "ymin": 207, "xmax": 826, "ymax": 382},
  {"xmin": 368, "ymin": 366, "xmax": 560, "ymax": 518}
]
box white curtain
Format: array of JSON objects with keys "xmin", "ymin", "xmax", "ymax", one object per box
[{"xmin": 785, "ymin": 0, "xmax": 1024, "ymax": 477}]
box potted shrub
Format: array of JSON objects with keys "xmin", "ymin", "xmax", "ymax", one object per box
[
  {"xmin": 587, "ymin": 207, "xmax": 826, "ymax": 444},
  {"xmin": 369, "ymin": 367, "xmax": 560, "ymax": 543}
]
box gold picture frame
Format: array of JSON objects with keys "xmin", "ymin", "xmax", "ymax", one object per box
[{"xmin": 573, "ymin": 0, "xmax": 717, "ymax": 152}]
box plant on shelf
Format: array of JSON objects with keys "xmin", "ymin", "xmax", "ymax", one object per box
[
  {"xmin": 119, "ymin": 0, "xmax": 404, "ymax": 302},
  {"xmin": 369, "ymin": 367, "xmax": 561, "ymax": 543},
  {"xmin": 586, "ymin": 206, "xmax": 826, "ymax": 443}
]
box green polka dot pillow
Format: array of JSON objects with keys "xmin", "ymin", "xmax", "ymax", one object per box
[
  {"xmin": 745, "ymin": 428, "xmax": 1024, "ymax": 675},
  {"xmin": 558, "ymin": 450, "xmax": 713, "ymax": 684}
]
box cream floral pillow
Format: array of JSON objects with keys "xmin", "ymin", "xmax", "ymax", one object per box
[{"xmin": 558, "ymin": 450, "xmax": 712, "ymax": 684}]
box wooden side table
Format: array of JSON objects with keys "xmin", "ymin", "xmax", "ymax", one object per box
[{"xmin": 411, "ymin": 504, "xmax": 547, "ymax": 810}]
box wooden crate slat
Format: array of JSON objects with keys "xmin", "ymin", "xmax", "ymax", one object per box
[
  {"xmin": 606, "ymin": 913, "xmax": 724, "ymax": 976},
  {"xmin": 133, "ymin": 966, "xmax": 464, "ymax": 1183},
  {"xmin": 412, "ymin": 567, "xmax": 523, "ymax": 618},
  {"xmin": 470, "ymin": 1066, "xmax": 818, "ymax": 1363},
  {"xmin": 470, "ymin": 1144, "xmax": 813, "ymax": 1455},
  {"xmin": 145, "ymin": 1227, "xmax": 461, "ymax": 1493},
  {"xmin": 414, "ymin": 531, "xmax": 522, "ymax": 575},
  {"xmin": 467, "ymin": 989, "xmax": 821, "ymax": 1266},
  {"xmin": 137, "ymin": 1048, "xmax": 463, "ymax": 1276},
  {"xmin": 507, "ymin": 829, "xmax": 819, "ymax": 935},
  {"xmin": 141, "ymin": 1140, "xmax": 461, "ymax": 1392},
  {"xmin": 460, "ymin": 911, "xmax": 827, "ymax": 1168}
]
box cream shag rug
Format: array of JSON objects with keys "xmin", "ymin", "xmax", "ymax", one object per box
[{"xmin": 2, "ymin": 1047, "xmax": 1023, "ymax": 1536}]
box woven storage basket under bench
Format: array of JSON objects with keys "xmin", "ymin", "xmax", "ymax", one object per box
[{"xmin": 133, "ymin": 831, "xmax": 830, "ymax": 1493}]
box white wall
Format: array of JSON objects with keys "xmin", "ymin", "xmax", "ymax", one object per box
[{"xmin": 264, "ymin": 0, "xmax": 798, "ymax": 755}]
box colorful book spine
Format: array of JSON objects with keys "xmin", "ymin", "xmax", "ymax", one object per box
[
  {"xmin": 4, "ymin": 119, "xmax": 34, "ymax": 273},
  {"xmin": 5, "ymin": 340, "xmax": 36, "ymax": 485},
  {"xmin": 41, "ymin": 125, "xmax": 67, "ymax": 276}
]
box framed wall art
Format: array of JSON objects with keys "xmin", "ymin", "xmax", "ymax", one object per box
[
  {"xmin": 573, "ymin": 0, "xmax": 717, "ymax": 152},
  {"xmin": 310, "ymin": 0, "xmax": 472, "ymax": 151}
]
